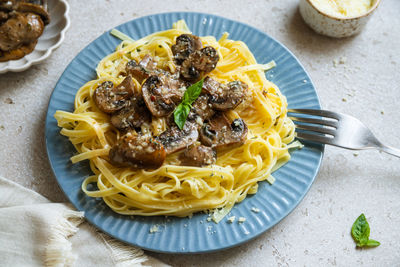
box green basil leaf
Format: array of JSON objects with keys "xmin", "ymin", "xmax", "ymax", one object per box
[
  {"xmin": 366, "ymin": 239, "xmax": 380, "ymax": 247},
  {"xmin": 173, "ymin": 79, "xmax": 204, "ymax": 129},
  {"xmin": 183, "ymin": 79, "xmax": 203, "ymax": 105},
  {"xmin": 174, "ymin": 103, "xmax": 190, "ymax": 130},
  {"xmin": 352, "ymin": 214, "xmax": 370, "ymax": 243}
]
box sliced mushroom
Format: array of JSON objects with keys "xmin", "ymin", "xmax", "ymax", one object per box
[
  {"xmin": 109, "ymin": 132, "xmax": 166, "ymax": 169},
  {"xmin": 141, "ymin": 74, "xmax": 185, "ymax": 117},
  {"xmin": 110, "ymin": 96, "xmax": 151, "ymax": 131},
  {"xmin": 202, "ymin": 77, "xmax": 247, "ymax": 111},
  {"xmin": 125, "ymin": 55, "xmax": 159, "ymax": 84},
  {"xmin": 200, "ymin": 113, "xmax": 248, "ymax": 149},
  {"xmin": 157, "ymin": 122, "xmax": 199, "ymax": 154},
  {"xmin": 171, "ymin": 34, "xmax": 202, "ymax": 65},
  {"xmin": 16, "ymin": 2, "xmax": 50, "ymax": 25},
  {"xmin": 179, "ymin": 145, "xmax": 216, "ymax": 167},
  {"xmin": 0, "ymin": 39, "xmax": 36, "ymax": 62},
  {"xmin": 93, "ymin": 75, "xmax": 135, "ymax": 114},
  {"xmin": 187, "ymin": 94, "xmax": 214, "ymax": 122},
  {"xmin": 0, "ymin": 11, "xmax": 8, "ymax": 22},
  {"xmin": 0, "ymin": 12, "xmax": 44, "ymax": 52},
  {"xmin": 180, "ymin": 46, "xmax": 219, "ymax": 81}
]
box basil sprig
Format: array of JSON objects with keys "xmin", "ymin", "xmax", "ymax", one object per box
[
  {"xmin": 174, "ymin": 79, "xmax": 203, "ymax": 130},
  {"xmin": 351, "ymin": 213, "xmax": 380, "ymax": 248}
]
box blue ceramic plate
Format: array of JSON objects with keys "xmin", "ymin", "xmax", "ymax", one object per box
[{"xmin": 45, "ymin": 12, "xmax": 323, "ymax": 253}]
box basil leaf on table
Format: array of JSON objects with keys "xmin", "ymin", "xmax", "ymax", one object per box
[
  {"xmin": 366, "ymin": 239, "xmax": 381, "ymax": 247},
  {"xmin": 351, "ymin": 213, "xmax": 380, "ymax": 248},
  {"xmin": 173, "ymin": 79, "xmax": 204, "ymax": 130}
]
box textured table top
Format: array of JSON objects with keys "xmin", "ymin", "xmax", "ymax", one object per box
[{"xmin": 0, "ymin": 0, "xmax": 399, "ymax": 266}]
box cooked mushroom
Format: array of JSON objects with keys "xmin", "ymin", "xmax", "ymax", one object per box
[
  {"xmin": 157, "ymin": 122, "xmax": 199, "ymax": 154},
  {"xmin": 202, "ymin": 77, "xmax": 247, "ymax": 111},
  {"xmin": 200, "ymin": 113, "xmax": 247, "ymax": 149},
  {"xmin": 141, "ymin": 74, "xmax": 185, "ymax": 117},
  {"xmin": 179, "ymin": 145, "xmax": 216, "ymax": 167},
  {"xmin": 15, "ymin": 2, "xmax": 50, "ymax": 25},
  {"xmin": 110, "ymin": 96, "xmax": 151, "ymax": 131},
  {"xmin": 0, "ymin": 39, "xmax": 36, "ymax": 62},
  {"xmin": 93, "ymin": 75, "xmax": 135, "ymax": 114},
  {"xmin": 125, "ymin": 55, "xmax": 159, "ymax": 84},
  {"xmin": 180, "ymin": 46, "xmax": 219, "ymax": 81},
  {"xmin": 171, "ymin": 34, "xmax": 202, "ymax": 65},
  {"xmin": 0, "ymin": 12, "xmax": 44, "ymax": 52},
  {"xmin": 109, "ymin": 132, "xmax": 166, "ymax": 169},
  {"xmin": 0, "ymin": 0, "xmax": 50, "ymax": 61},
  {"xmin": 187, "ymin": 94, "xmax": 214, "ymax": 122},
  {"xmin": 0, "ymin": 11, "xmax": 8, "ymax": 22}
]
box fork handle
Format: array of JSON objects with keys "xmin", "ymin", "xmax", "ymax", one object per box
[{"xmin": 380, "ymin": 145, "xmax": 400, "ymax": 158}]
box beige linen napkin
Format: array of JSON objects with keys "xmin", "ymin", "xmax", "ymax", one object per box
[{"xmin": 0, "ymin": 176, "xmax": 169, "ymax": 267}]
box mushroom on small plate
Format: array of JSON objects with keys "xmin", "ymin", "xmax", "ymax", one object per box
[{"xmin": 0, "ymin": 0, "xmax": 70, "ymax": 74}]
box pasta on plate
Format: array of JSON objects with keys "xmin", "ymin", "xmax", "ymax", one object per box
[{"xmin": 54, "ymin": 20, "xmax": 297, "ymax": 222}]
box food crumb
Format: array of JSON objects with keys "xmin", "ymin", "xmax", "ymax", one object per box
[
  {"xmin": 353, "ymin": 152, "xmax": 359, "ymax": 157},
  {"xmin": 206, "ymin": 217, "xmax": 212, "ymax": 222},
  {"xmin": 4, "ymin": 98, "xmax": 14, "ymax": 104},
  {"xmin": 149, "ymin": 225, "xmax": 159, "ymax": 233},
  {"xmin": 238, "ymin": 217, "xmax": 246, "ymax": 223},
  {"xmin": 0, "ymin": 125, "xmax": 4, "ymax": 131},
  {"xmin": 380, "ymin": 111, "xmax": 384, "ymax": 115},
  {"xmin": 342, "ymin": 98, "xmax": 347, "ymax": 102},
  {"xmin": 333, "ymin": 56, "xmax": 347, "ymax": 67},
  {"xmin": 244, "ymin": 230, "xmax": 250, "ymax": 235},
  {"xmin": 303, "ymin": 79, "xmax": 307, "ymax": 83},
  {"xmin": 227, "ymin": 216, "xmax": 236, "ymax": 223},
  {"xmin": 251, "ymin": 207, "xmax": 260, "ymax": 213}
]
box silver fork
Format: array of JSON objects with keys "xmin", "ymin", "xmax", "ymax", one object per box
[{"xmin": 288, "ymin": 109, "xmax": 400, "ymax": 158}]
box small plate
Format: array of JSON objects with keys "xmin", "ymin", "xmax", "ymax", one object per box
[
  {"xmin": 0, "ymin": 0, "xmax": 70, "ymax": 74},
  {"xmin": 45, "ymin": 12, "xmax": 323, "ymax": 253}
]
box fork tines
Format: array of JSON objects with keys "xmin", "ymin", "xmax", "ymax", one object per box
[{"xmin": 288, "ymin": 109, "xmax": 338, "ymax": 143}]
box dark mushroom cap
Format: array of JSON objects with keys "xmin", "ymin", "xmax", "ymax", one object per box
[
  {"xmin": 0, "ymin": 12, "xmax": 44, "ymax": 51},
  {"xmin": 172, "ymin": 34, "xmax": 202, "ymax": 65},
  {"xmin": 125, "ymin": 55, "xmax": 159, "ymax": 84},
  {"xmin": 202, "ymin": 77, "xmax": 247, "ymax": 111},
  {"xmin": 110, "ymin": 96, "xmax": 151, "ymax": 131},
  {"xmin": 141, "ymin": 74, "xmax": 185, "ymax": 117},
  {"xmin": 180, "ymin": 46, "xmax": 219, "ymax": 81},
  {"xmin": 200, "ymin": 113, "xmax": 248, "ymax": 149},
  {"xmin": 93, "ymin": 75, "xmax": 135, "ymax": 114},
  {"xmin": 109, "ymin": 133, "xmax": 166, "ymax": 169},
  {"xmin": 179, "ymin": 145, "xmax": 216, "ymax": 167},
  {"xmin": 157, "ymin": 122, "xmax": 199, "ymax": 154},
  {"xmin": 15, "ymin": 2, "xmax": 50, "ymax": 25},
  {"xmin": 187, "ymin": 94, "xmax": 214, "ymax": 122}
]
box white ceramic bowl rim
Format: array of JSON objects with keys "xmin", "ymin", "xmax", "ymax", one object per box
[{"xmin": 305, "ymin": 0, "xmax": 381, "ymax": 20}]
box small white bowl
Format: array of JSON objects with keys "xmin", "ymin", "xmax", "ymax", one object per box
[
  {"xmin": 299, "ymin": 0, "xmax": 381, "ymax": 38},
  {"xmin": 0, "ymin": 0, "xmax": 70, "ymax": 74}
]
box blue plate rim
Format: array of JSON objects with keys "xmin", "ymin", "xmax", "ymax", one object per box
[{"xmin": 45, "ymin": 11, "xmax": 324, "ymax": 254}]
